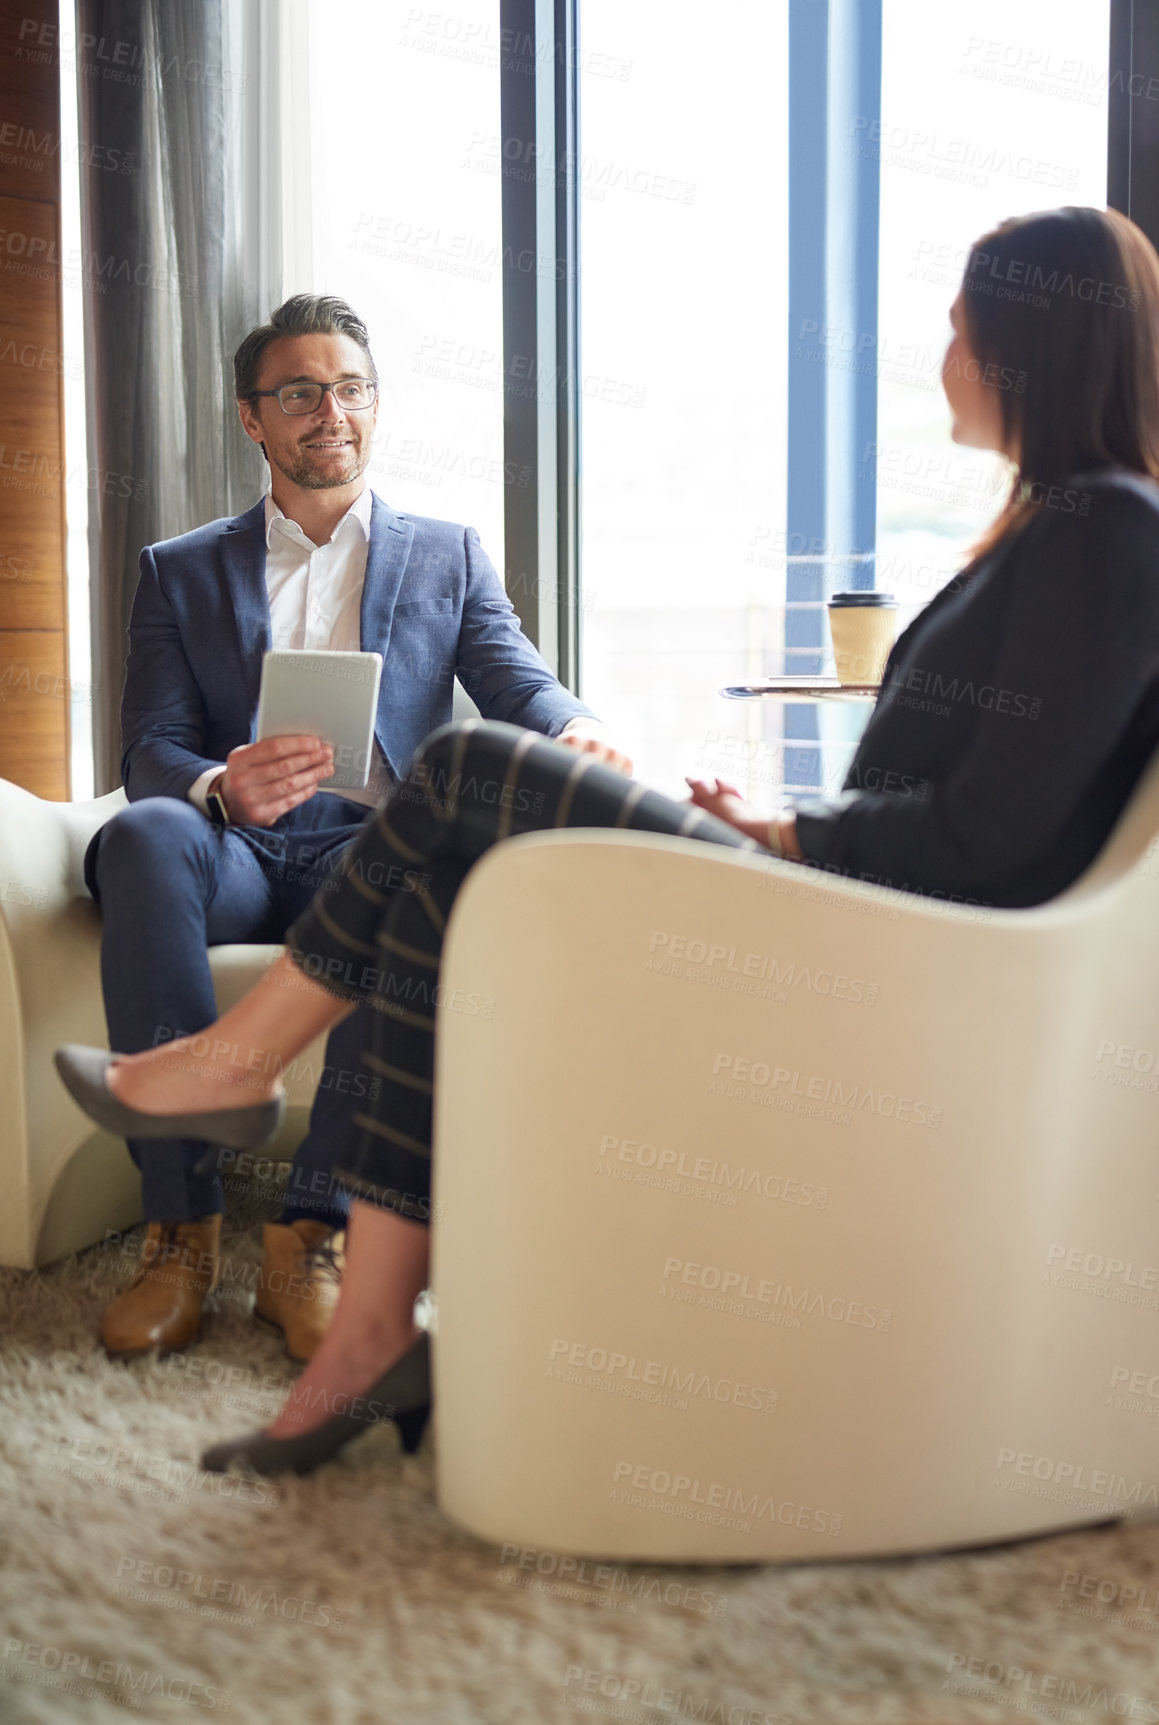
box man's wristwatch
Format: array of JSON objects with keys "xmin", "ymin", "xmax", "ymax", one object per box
[{"xmin": 207, "ymin": 778, "xmax": 231, "ymax": 827}]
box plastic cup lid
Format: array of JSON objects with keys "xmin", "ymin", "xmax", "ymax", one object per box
[{"xmin": 828, "ymin": 591, "xmax": 897, "ymax": 606}]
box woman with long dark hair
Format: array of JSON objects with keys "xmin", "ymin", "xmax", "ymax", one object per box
[{"xmin": 58, "ymin": 206, "xmax": 1159, "ymax": 1473}]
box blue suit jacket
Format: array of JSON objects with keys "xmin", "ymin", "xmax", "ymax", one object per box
[{"xmin": 119, "ymin": 493, "xmax": 595, "ymax": 806}]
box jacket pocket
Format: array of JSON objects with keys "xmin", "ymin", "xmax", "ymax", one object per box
[{"xmin": 392, "ymin": 597, "xmax": 457, "ymax": 615}]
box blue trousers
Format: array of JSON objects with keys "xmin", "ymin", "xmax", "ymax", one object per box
[{"xmin": 85, "ymin": 792, "xmax": 371, "ymax": 1227}]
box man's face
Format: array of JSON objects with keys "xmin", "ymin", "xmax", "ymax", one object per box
[{"xmin": 238, "ymin": 331, "xmax": 379, "ymax": 491}]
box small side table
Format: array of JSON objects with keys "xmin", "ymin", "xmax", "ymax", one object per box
[{"xmin": 720, "ymin": 676, "xmax": 880, "ymax": 702}]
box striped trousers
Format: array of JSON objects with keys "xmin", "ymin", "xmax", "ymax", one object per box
[{"xmin": 286, "ymin": 720, "xmax": 759, "ymax": 1222}]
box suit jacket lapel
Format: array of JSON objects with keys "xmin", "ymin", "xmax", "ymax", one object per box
[
  {"xmin": 219, "ymin": 499, "xmax": 271, "ymax": 720},
  {"xmin": 361, "ymin": 495, "xmax": 416, "ymax": 776},
  {"xmin": 360, "ymin": 494, "xmax": 415, "ymax": 662},
  {"xmin": 216, "ymin": 492, "xmax": 415, "ymax": 759}
]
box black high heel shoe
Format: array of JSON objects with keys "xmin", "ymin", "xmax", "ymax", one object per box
[{"xmin": 200, "ymin": 1333, "xmax": 432, "ymax": 1477}]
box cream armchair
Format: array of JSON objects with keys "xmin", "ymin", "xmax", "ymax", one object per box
[
  {"xmin": 432, "ymin": 751, "xmax": 1159, "ymax": 1561},
  {"xmin": 0, "ymin": 779, "xmax": 323, "ymax": 1269},
  {"xmin": 10, "ymin": 755, "xmax": 1159, "ymax": 1563}
]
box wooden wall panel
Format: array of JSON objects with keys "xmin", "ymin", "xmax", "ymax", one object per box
[
  {"xmin": 0, "ymin": 194, "xmax": 66, "ymax": 630},
  {"xmin": 0, "ymin": 0, "xmax": 60, "ymax": 202},
  {"xmin": 0, "ymin": 0, "xmax": 67, "ymax": 797},
  {"xmin": 0, "ymin": 626, "xmax": 68, "ymax": 795}
]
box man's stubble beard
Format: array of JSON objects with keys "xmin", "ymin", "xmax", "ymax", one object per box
[{"xmin": 271, "ymin": 438, "xmax": 373, "ymax": 492}]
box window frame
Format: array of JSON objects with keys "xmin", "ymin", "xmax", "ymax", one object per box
[
  {"xmin": 499, "ymin": 0, "xmax": 581, "ymax": 688},
  {"xmin": 1109, "ymin": 0, "xmax": 1159, "ymax": 246},
  {"xmin": 504, "ymin": 2, "xmax": 1148, "ymax": 703}
]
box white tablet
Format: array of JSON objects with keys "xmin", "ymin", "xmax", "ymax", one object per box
[{"xmin": 255, "ymin": 649, "xmax": 384, "ymax": 791}]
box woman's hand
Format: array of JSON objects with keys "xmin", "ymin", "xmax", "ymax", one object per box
[
  {"xmin": 557, "ymin": 721, "xmax": 634, "ymax": 776},
  {"xmin": 685, "ymin": 776, "xmax": 803, "ymax": 860}
]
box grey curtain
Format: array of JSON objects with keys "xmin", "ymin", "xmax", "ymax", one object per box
[{"xmin": 76, "ymin": 0, "xmax": 268, "ymax": 792}]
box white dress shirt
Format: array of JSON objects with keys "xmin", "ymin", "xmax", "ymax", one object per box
[
  {"xmin": 265, "ymin": 483, "xmax": 373, "ymax": 656},
  {"xmin": 188, "ymin": 484, "xmax": 596, "ymax": 820},
  {"xmin": 188, "ymin": 485, "xmax": 386, "ymax": 813}
]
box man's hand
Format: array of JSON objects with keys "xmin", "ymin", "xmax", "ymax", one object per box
[
  {"xmin": 556, "ymin": 721, "xmax": 634, "ymax": 777},
  {"xmin": 215, "ymin": 735, "xmax": 334, "ymax": 828},
  {"xmin": 685, "ymin": 775, "xmax": 802, "ymax": 859}
]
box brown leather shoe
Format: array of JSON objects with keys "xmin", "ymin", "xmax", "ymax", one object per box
[
  {"xmin": 254, "ymin": 1220, "xmax": 344, "ymax": 1362},
  {"xmin": 101, "ymin": 1215, "xmax": 222, "ymax": 1360}
]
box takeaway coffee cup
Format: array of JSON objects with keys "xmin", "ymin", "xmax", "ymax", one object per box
[{"xmin": 827, "ymin": 591, "xmax": 899, "ymax": 685}]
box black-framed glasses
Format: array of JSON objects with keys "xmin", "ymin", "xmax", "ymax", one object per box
[{"xmin": 250, "ymin": 378, "xmax": 379, "ymax": 416}]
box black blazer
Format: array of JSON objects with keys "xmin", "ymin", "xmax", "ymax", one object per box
[{"xmin": 794, "ymin": 470, "xmax": 1159, "ymax": 908}]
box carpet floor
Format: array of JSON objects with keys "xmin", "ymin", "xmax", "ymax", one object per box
[{"xmin": 1, "ymin": 1187, "xmax": 1157, "ymax": 1725}]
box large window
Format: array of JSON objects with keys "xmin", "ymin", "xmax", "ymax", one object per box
[
  {"xmin": 298, "ymin": 1, "xmax": 506, "ymax": 566},
  {"xmin": 812, "ymin": 0, "xmax": 1111, "ymax": 800},
  {"xmin": 577, "ymin": 0, "xmax": 1111, "ymax": 800},
  {"xmin": 578, "ymin": 5, "xmax": 788, "ymax": 798},
  {"xmin": 55, "ymin": 0, "xmax": 1153, "ymax": 802},
  {"xmin": 876, "ymin": 0, "xmax": 1110, "ymax": 648}
]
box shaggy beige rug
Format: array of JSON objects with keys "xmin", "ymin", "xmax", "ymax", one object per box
[{"xmin": 2, "ymin": 1182, "xmax": 1159, "ymax": 1725}]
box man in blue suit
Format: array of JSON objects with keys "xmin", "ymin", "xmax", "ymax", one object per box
[{"xmin": 85, "ymin": 294, "xmax": 628, "ymax": 1361}]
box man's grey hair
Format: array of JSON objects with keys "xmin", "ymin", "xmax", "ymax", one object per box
[{"xmin": 233, "ymin": 294, "xmax": 378, "ymax": 400}]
